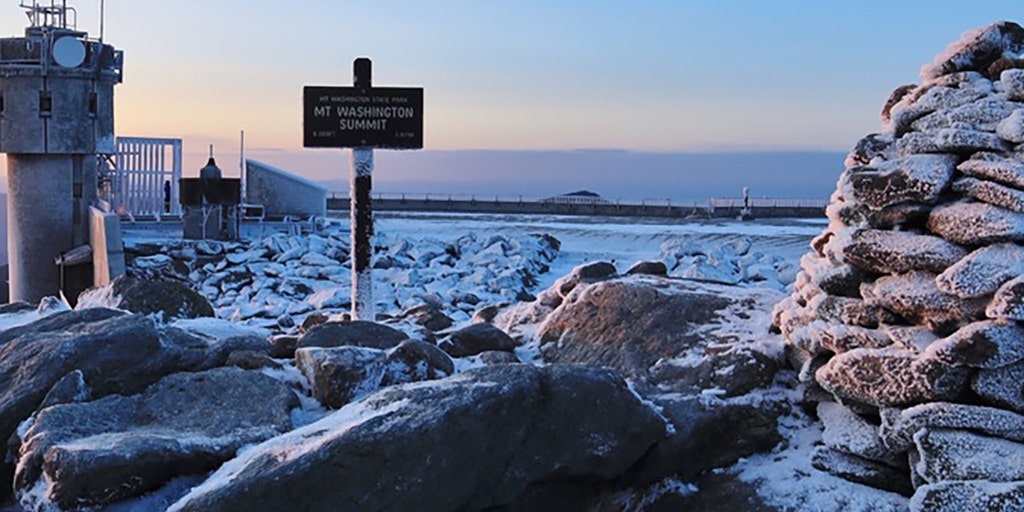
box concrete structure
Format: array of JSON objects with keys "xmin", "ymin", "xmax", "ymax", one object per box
[
  {"xmin": 181, "ymin": 158, "xmax": 240, "ymax": 241},
  {"xmin": 0, "ymin": 2, "xmax": 123, "ymax": 303},
  {"xmin": 245, "ymin": 159, "xmax": 327, "ymax": 219},
  {"xmin": 89, "ymin": 206, "xmax": 124, "ymax": 286}
]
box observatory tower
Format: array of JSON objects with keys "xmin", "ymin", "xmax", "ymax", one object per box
[{"xmin": 0, "ymin": 1, "xmax": 122, "ymax": 303}]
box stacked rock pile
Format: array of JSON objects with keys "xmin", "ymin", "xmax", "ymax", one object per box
[{"xmin": 773, "ymin": 22, "xmax": 1024, "ymax": 511}]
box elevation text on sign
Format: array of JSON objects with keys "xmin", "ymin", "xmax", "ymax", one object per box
[{"xmin": 303, "ymin": 86, "xmax": 423, "ymax": 149}]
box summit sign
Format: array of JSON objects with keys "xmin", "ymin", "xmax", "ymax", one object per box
[{"xmin": 303, "ymin": 86, "xmax": 423, "ymax": 149}]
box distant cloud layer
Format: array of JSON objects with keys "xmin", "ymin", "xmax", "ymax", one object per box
[{"xmin": 277, "ymin": 150, "xmax": 846, "ymax": 203}]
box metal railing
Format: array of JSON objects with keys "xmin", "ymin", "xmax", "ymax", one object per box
[
  {"xmin": 110, "ymin": 136, "xmax": 182, "ymax": 218},
  {"xmin": 327, "ymin": 191, "xmax": 825, "ymax": 210}
]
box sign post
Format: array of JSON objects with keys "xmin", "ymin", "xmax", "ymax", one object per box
[{"xmin": 303, "ymin": 58, "xmax": 423, "ymax": 321}]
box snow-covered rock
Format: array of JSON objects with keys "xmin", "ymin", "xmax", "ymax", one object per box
[
  {"xmin": 815, "ymin": 347, "xmax": 969, "ymax": 408},
  {"xmin": 988, "ymin": 275, "xmax": 1024, "ymax": 319},
  {"xmin": 911, "ymin": 480, "xmax": 1024, "ymax": 512},
  {"xmin": 925, "ymin": 320, "xmax": 1024, "ymax": 369},
  {"xmin": 842, "ymin": 229, "xmax": 967, "ymax": 274},
  {"xmin": 167, "ymin": 365, "xmax": 667, "ymax": 512},
  {"xmin": 935, "ymin": 243, "xmax": 1024, "ymax": 298},
  {"xmin": 914, "ymin": 428, "xmax": 1024, "ymax": 483},
  {"xmin": 880, "ymin": 402, "xmax": 1024, "ymax": 452},
  {"xmin": 972, "ymin": 360, "xmax": 1024, "ymax": 413},
  {"xmin": 13, "ymin": 367, "xmax": 297, "ymax": 510}
]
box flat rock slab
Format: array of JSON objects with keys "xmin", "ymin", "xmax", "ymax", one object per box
[
  {"xmin": 818, "ymin": 402, "xmax": 904, "ymax": 467},
  {"xmin": 168, "ymin": 365, "xmax": 666, "ymax": 512},
  {"xmin": 914, "ymin": 428, "xmax": 1024, "ymax": 483},
  {"xmin": 14, "ymin": 367, "xmax": 297, "ymax": 510},
  {"xmin": 863, "ymin": 271, "xmax": 986, "ymax": 334},
  {"xmin": 439, "ymin": 323, "xmax": 517, "ymax": 358},
  {"xmin": 972, "ymin": 360, "xmax": 1024, "ymax": 413},
  {"xmin": 926, "ymin": 320, "xmax": 1024, "ymax": 369},
  {"xmin": 928, "ymin": 202, "xmax": 1024, "ymax": 245},
  {"xmin": 936, "ymin": 243, "xmax": 1024, "ymax": 298},
  {"xmin": 842, "ymin": 154, "xmax": 958, "ymax": 209},
  {"xmin": 911, "ymin": 480, "xmax": 1024, "ymax": 512},
  {"xmin": 297, "ymin": 320, "xmax": 407, "ymax": 350},
  {"xmin": 842, "ymin": 229, "xmax": 967, "ymax": 274},
  {"xmin": 958, "ymin": 151, "xmax": 1024, "ymax": 190},
  {"xmin": 810, "ymin": 446, "xmax": 913, "ymax": 496},
  {"xmin": 897, "ymin": 129, "xmax": 1008, "ymax": 156},
  {"xmin": 881, "ymin": 402, "xmax": 1024, "ymax": 452},
  {"xmin": 816, "ymin": 347, "xmax": 970, "ymax": 408},
  {"xmin": 953, "ymin": 176, "xmax": 1024, "ymax": 212},
  {"xmin": 989, "ymin": 275, "xmax": 1024, "ymax": 320}
]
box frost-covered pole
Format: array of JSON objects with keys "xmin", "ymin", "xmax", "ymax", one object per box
[{"xmin": 350, "ymin": 58, "xmax": 375, "ymax": 321}]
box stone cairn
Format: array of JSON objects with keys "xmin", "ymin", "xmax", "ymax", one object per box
[{"xmin": 773, "ymin": 22, "xmax": 1024, "ymax": 512}]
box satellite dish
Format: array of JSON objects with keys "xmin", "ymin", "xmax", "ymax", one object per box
[{"xmin": 52, "ymin": 37, "xmax": 86, "ymax": 68}]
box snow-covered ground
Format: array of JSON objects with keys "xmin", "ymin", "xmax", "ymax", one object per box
[
  {"xmin": 373, "ymin": 212, "xmax": 825, "ymax": 289},
  {"xmin": 114, "ymin": 212, "xmax": 907, "ymax": 511}
]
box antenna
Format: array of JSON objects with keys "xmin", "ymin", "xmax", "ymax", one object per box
[
  {"xmin": 99, "ymin": 0, "xmax": 104, "ymax": 42},
  {"xmin": 209, "ymin": 144, "xmax": 214, "ymax": 159}
]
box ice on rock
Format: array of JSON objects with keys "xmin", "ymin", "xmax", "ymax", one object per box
[
  {"xmin": 808, "ymin": 294, "xmax": 896, "ymax": 329},
  {"xmin": 881, "ymin": 402, "xmax": 1024, "ymax": 452},
  {"xmin": 862, "ymin": 271, "xmax": 987, "ymax": 333},
  {"xmin": 842, "ymin": 229, "xmax": 968, "ymax": 274},
  {"xmin": 972, "ymin": 360, "xmax": 1024, "ymax": 413},
  {"xmin": 957, "ymin": 152, "xmax": 1024, "ymax": 190},
  {"xmin": 911, "ymin": 97, "xmax": 1019, "ymax": 133},
  {"xmin": 815, "ymin": 347, "xmax": 970, "ymax": 408},
  {"xmin": 911, "ymin": 480, "xmax": 1024, "ymax": 512},
  {"xmin": 813, "ymin": 323, "xmax": 892, "ymax": 354},
  {"xmin": 926, "ymin": 320, "xmax": 1024, "ymax": 369},
  {"xmin": 936, "ymin": 243, "xmax": 1024, "ymax": 298},
  {"xmin": 883, "ymin": 326, "xmax": 940, "ymax": 353},
  {"xmin": 952, "ymin": 176, "xmax": 1024, "ymax": 212},
  {"xmin": 845, "ymin": 133, "xmax": 896, "ymax": 169},
  {"xmin": 842, "ymin": 154, "xmax": 958, "ymax": 209},
  {"xmin": 818, "ymin": 401, "xmax": 905, "ymax": 467},
  {"xmin": 927, "ymin": 202, "xmax": 1024, "ymax": 245},
  {"xmin": 914, "ymin": 428, "xmax": 1024, "ymax": 483},
  {"xmin": 1001, "ymin": 69, "xmax": 1024, "ymax": 102},
  {"xmin": 920, "ymin": 22, "xmax": 1024, "ymax": 82},
  {"xmin": 996, "ymin": 108, "xmax": 1024, "ymax": 142},
  {"xmin": 896, "ymin": 129, "xmax": 1008, "ymax": 156},
  {"xmin": 988, "ymin": 275, "xmax": 1024, "ymax": 320},
  {"xmin": 809, "ymin": 446, "xmax": 913, "ymax": 496}
]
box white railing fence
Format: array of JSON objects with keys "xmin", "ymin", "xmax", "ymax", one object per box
[{"xmin": 110, "ymin": 137, "xmax": 183, "ymax": 218}]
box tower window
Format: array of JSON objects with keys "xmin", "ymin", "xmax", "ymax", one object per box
[
  {"xmin": 0, "ymin": 94, "xmax": 4, "ymax": 113},
  {"xmin": 39, "ymin": 90, "xmax": 52, "ymax": 116},
  {"xmin": 88, "ymin": 92, "xmax": 97, "ymax": 117}
]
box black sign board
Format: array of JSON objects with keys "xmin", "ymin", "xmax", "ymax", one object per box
[{"xmin": 303, "ymin": 86, "xmax": 423, "ymax": 149}]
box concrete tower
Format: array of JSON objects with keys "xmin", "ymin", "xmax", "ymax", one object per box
[{"xmin": 0, "ymin": 1, "xmax": 122, "ymax": 303}]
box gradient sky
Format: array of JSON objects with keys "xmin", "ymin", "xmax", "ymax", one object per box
[{"xmin": 0, "ymin": 1, "xmax": 1019, "ymax": 198}]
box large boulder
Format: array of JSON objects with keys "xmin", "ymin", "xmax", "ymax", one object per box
[
  {"xmin": 536, "ymin": 275, "xmax": 782, "ymax": 389},
  {"xmin": 920, "ymin": 22, "xmax": 1024, "ymax": 81},
  {"xmin": 168, "ymin": 365, "xmax": 666, "ymax": 512},
  {"xmin": 881, "ymin": 402, "xmax": 1024, "ymax": 452},
  {"xmin": 13, "ymin": 368, "xmax": 297, "ymax": 510},
  {"xmin": 623, "ymin": 394, "xmax": 784, "ymax": 485},
  {"xmin": 295, "ymin": 346, "xmax": 389, "ymax": 408},
  {"xmin": 77, "ymin": 275, "xmax": 214, "ymax": 320},
  {"xmin": 297, "ymin": 320, "xmax": 407, "ymax": 350},
  {"xmin": 0, "ymin": 309, "xmax": 276, "ymax": 503}
]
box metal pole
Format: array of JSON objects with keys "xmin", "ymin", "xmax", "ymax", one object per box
[{"xmin": 351, "ymin": 57, "xmax": 374, "ymax": 321}]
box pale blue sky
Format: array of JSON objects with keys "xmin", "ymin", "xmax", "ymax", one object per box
[{"xmin": 0, "ymin": 1, "xmax": 1019, "ymax": 198}]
